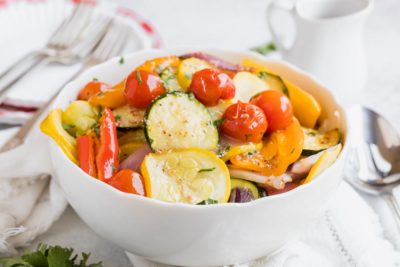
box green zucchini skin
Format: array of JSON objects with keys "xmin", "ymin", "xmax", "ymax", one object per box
[
  {"xmin": 113, "ymin": 105, "xmax": 145, "ymax": 129},
  {"xmin": 144, "ymin": 92, "xmax": 218, "ymax": 152},
  {"xmin": 302, "ymin": 128, "xmax": 341, "ymax": 156},
  {"xmin": 257, "ymin": 71, "xmax": 289, "ymax": 97}
]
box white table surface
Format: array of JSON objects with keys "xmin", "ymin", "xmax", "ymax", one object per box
[{"xmin": 28, "ymin": 0, "xmax": 400, "ymax": 266}]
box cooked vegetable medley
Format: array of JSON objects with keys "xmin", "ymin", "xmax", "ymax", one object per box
[{"xmin": 41, "ymin": 53, "xmax": 342, "ymax": 204}]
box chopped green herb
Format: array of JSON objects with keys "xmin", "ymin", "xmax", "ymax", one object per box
[
  {"xmin": 96, "ymin": 92, "xmax": 104, "ymax": 97},
  {"xmin": 0, "ymin": 243, "xmax": 103, "ymax": 267},
  {"xmin": 147, "ymin": 137, "xmax": 154, "ymax": 145},
  {"xmin": 119, "ymin": 56, "xmax": 125, "ymax": 65},
  {"xmin": 198, "ymin": 167, "xmax": 216, "ymax": 173},
  {"xmin": 114, "ymin": 115, "xmax": 121, "ymax": 122},
  {"xmin": 245, "ymin": 134, "xmax": 253, "ymax": 141},
  {"xmin": 257, "ymin": 71, "xmax": 269, "ymax": 79},
  {"xmin": 92, "ymin": 77, "xmax": 98, "ymax": 81},
  {"xmin": 213, "ymin": 118, "xmax": 225, "ymax": 127},
  {"xmin": 91, "ymin": 123, "xmax": 100, "ymax": 137},
  {"xmin": 196, "ymin": 198, "xmax": 218, "ymax": 205},
  {"xmin": 136, "ymin": 71, "xmax": 143, "ymax": 85},
  {"xmin": 251, "ymin": 42, "xmax": 276, "ymax": 56},
  {"xmin": 62, "ymin": 124, "xmax": 75, "ymax": 131},
  {"xmin": 111, "ymin": 163, "xmax": 117, "ymax": 172}
]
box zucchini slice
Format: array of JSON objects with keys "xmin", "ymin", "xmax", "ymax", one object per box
[
  {"xmin": 207, "ymin": 99, "xmax": 233, "ymax": 121},
  {"xmin": 144, "ymin": 92, "xmax": 218, "ymax": 152},
  {"xmin": 302, "ymin": 128, "xmax": 341, "ymax": 156},
  {"xmin": 113, "ymin": 105, "xmax": 145, "ymax": 129},
  {"xmin": 257, "ymin": 71, "xmax": 289, "ymax": 97}
]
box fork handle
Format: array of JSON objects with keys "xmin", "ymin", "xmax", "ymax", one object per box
[{"xmin": 0, "ymin": 53, "xmax": 47, "ymax": 103}]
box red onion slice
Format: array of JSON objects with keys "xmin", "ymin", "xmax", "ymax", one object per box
[
  {"xmin": 180, "ymin": 52, "xmax": 252, "ymax": 72},
  {"xmin": 119, "ymin": 144, "xmax": 152, "ymax": 172}
]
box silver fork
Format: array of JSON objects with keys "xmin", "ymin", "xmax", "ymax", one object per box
[
  {"xmin": 0, "ymin": 21, "xmax": 132, "ymax": 153},
  {"xmin": 0, "ymin": 3, "xmax": 94, "ymax": 96},
  {"xmin": 0, "ymin": 13, "xmax": 111, "ymax": 104}
]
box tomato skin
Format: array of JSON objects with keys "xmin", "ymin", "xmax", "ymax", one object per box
[
  {"xmin": 221, "ymin": 102, "xmax": 268, "ymax": 143},
  {"xmin": 124, "ymin": 70, "xmax": 166, "ymax": 109},
  {"xmin": 77, "ymin": 81, "xmax": 109, "ymax": 101},
  {"xmin": 189, "ymin": 68, "xmax": 235, "ymax": 106},
  {"xmin": 108, "ymin": 169, "xmax": 146, "ymax": 196},
  {"xmin": 250, "ymin": 90, "xmax": 293, "ymax": 133}
]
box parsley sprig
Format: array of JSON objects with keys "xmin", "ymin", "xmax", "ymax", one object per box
[{"xmin": 0, "ymin": 244, "xmax": 103, "ymax": 267}]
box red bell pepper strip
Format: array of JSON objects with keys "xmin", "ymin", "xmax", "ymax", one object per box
[
  {"xmin": 96, "ymin": 108, "xmax": 119, "ymax": 181},
  {"xmin": 77, "ymin": 133, "xmax": 98, "ymax": 177}
]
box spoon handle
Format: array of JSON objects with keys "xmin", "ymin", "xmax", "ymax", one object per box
[{"xmin": 383, "ymin": 193, "xmax": 400, "ymax": 233}]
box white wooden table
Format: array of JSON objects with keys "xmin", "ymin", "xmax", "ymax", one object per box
[{"xmin": 31, "ymin": 0, "xmax": 400, "ymax": 265}]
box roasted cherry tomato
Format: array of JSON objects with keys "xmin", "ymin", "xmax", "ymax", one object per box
[
  {"xmin": 77, "ymin": 81, "xmax": 109, "ymax": 101},
  {"xmin": 221, "ymin": 102, "xmax": 267, "ymax": 143},
  {"xmin": 124, "ymin": 70, "xmax": 166, "ymax": 109},
  {"xmin": 108, "ymin": 169, "xmax": 146, "ymax": 196},
  {"xmin": 189, "ymin": 68, "xmax": 235, "ymax": 106},
  {"xmin": 250, "ymin": 90, "xmax": 293, "ymax": 133}
]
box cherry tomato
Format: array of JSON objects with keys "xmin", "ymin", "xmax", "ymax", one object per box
[
  {"xmin": 124, "ymin": 70, "xmax": 166, "ymax": 109},
  {"xmin": 77, "ymin": 81, "xmax": 109, "ymax": 101},
  {"xmin": 250, "ymin": 90, "xmax": 293, "ymax": 133},
  {"xmin": 108, "ymin": 169, "xmax": 146, "ymax": 196},
  {"xmin": 221, "ymin": 102, "xmax": 268, "ymax": 143},
  {"xmin": 189, "ymin": 68, "xmax": 235, "ymax": 106}
]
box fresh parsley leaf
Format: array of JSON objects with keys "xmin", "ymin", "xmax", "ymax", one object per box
[
  {"xmin": 136, "ymin": 71, "xmax": 143, "ymax": 85},
  {"xmin": 196, "ymin": 198, "xmax": 218, "ymax": 205},
  {"xmin": 22, "ymin": 250, "xmax": 47, "ymax": 267},
  {"xmin": 198, "ymin": 167, "xmax": 216, "ymax": 173},
  {"xmin": 119, "ymin": 56, "xmax": 125, "ymax": 65},
  {"xmin": 47, "ymin": 246, "xmax": 73, "ymax": 267},
  {"xmin": 92, "ymin": 78, "xmax": 98, "ymax": 81},
  {"xmin": 251, "ymin": 42, "xmax": 276, "ymax": 56},
  {"xmin": 0, "ymin": 244, "xmax": 103, "ymax": 267}
]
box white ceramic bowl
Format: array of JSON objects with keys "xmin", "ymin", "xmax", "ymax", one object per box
[{"xmin": 47, "ymin": 49, "xmax": 348, "ymax": 266}]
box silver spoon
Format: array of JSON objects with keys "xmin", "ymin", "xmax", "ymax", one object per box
[{"xmin": 344, "ymin": 105, "xmax": 400, "ymax": 231}]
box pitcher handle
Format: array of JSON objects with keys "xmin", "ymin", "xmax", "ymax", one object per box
[{"xmin": 266, "ymin": 0, "xmax": 296, "ymax": 53}]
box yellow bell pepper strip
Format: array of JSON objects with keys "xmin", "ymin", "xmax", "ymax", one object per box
[
  {"xmin": 88, "ymin": 79, "xmax": 127, "ymax": 109},
  {"xmin": 40, "ymin": 109, "xmax": 78, "ymax": 164},
  {"xmin": 136, "ymin": 56, "xmax": 180, "ymax": 74},
  {"xmin": 241, "ymin": 58, "xmax": 321, "ymax": 128},
  {"xmin": 284, "ymin": 80, "xmax": 321, "ymax": 128},
  {"xmin": 230, "ymin": 118, "xmax": 304, "ymax": 176},
  {"xmin": 77, "ymin": 133, "xmax": 98, "ymax": 177},
  {"xmin": 96, "ymin": 108, "xmax": 119, "ymax": 182}
]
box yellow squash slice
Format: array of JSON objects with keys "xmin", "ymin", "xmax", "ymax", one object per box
[
  {"xmin": 302, "ymin": 144, "xmax": 342, "ymax": 184},
  {"xmin": 141, "ymin": 148, "xmax": 231, "ymax": 204}
]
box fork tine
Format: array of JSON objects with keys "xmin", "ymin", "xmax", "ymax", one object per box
[
  {"xmin": 70, "ymin": 16, "xmax": 112, "ymax": 59},
  {"xmin": 93, "ymin": 22, "xmax": 130, "ymax": 62},
  {"xmin": 49, "ymin": 3, "xmax": 86, "ymax": 46},
  {"xmin": 50, "ymin": 3, "xmax": 93, "ymax": 49},
  {"xmin": 106, "ymin": 25, "xmax": 131, "ymax": 59}
]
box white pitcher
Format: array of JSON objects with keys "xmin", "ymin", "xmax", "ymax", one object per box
[{"xmin": 267, "ymin": 0, "xmax": 373, "ymax": 106}]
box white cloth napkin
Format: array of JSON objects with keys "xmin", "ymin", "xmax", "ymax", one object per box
[
  {"xmin": 127, "ymin": 182, "xmax": 400, "ymax": 267},
  {"xmin": 0, "ymin": 128, "xmax": 67, "ymax": 255}
]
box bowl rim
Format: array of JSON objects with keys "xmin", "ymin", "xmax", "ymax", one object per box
[{"xmin": 49, "ymin": 48, "xmax": 349, "ymax": 209}]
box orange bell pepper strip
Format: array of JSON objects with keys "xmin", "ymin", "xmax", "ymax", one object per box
[
  {"xmin": 88, "ymin": 79, "xmax": 127, "ymax": 109},
  {"xmin": 96, "ymin": 108, "xmax": 119, "ymax": 181},
  {"xmin": 230, "ymin": 118, "xmax": 304, "ymax": 176},
  {"xmin": 77, "ymin": 81, "xmax": 110, "ymax": 101},
  {"xmin": 136, "ymin": 56, "xmax": 180, "ymax": 74},
  {"xmin": 77, "ymin": 133, "xmax": 98, "ymax": 177}
]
